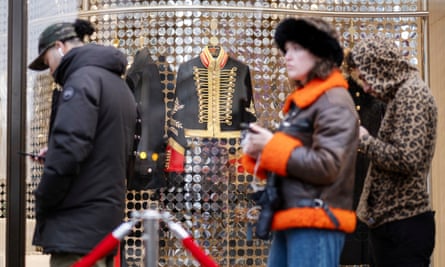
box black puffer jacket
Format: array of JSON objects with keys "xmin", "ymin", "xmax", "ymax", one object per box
[{"xmin": 33, "ymin": 44, "xmax": 137, "ymax": 255}]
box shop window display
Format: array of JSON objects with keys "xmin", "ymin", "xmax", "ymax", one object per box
[{"xmin": 24, "ymin": 0, "xmax": 427, "ymax": 266}]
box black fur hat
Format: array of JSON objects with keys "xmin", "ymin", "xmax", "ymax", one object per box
[{"xmin": 274, "ymin": 17, "xmax": 343, "ymax": 67}]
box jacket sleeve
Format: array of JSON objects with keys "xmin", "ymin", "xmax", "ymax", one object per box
[
  {"xmin": 164, "ymin": 62, "xmax": 188, "ymax": 172},
  {"xmin": 276, "ymin": 105, "xmax": 358, "ymax": 185},
  {"xmin": 358, "ymin": 92, "xmax": 437, "ymax": 174},
  {"xmin": 35, "ymin": 81, "xmax": 99, "ymax": 218}
]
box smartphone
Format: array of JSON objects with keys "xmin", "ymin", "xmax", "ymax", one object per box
[
  {"xmin": 240, "ymin": 122, "xmax": 258, "ymax": 133},
  {"xmin": 18, "ymin": 151, "xmax": 45, "ymax": 160}
]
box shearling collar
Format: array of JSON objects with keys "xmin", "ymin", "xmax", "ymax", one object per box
[{"xmin": 282, "ymin": 69, "xmax": 348, "ymax": 113}]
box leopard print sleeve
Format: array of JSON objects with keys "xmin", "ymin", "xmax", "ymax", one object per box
[{"xmin": 359, "ymin": 78, "xmax": 437, "ymax": 175}]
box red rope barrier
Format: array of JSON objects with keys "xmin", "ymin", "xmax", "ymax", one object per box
[
  {"xmin": 71, "ymin": 234, "xmax": 119, "ymax": 267},
  {"xmin": 71, "ymin": 221, "xmax": 136, "ymax": 267},
  {"xmin": 182, "ymin": 237, "xmax": 219, "ymax": 267},
  {"xmin": 164, "ymin": 215, "xmax": 220, "ymax": 267},
  {"xmin": 71, "ymin": 211, "xmax": 220, "ymax": 267}
]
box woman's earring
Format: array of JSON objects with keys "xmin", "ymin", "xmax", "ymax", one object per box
[{"xmin": 58, "ymin": 47, "xmax": 64, "ymax": 57}]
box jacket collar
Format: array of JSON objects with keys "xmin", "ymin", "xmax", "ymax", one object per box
[
  {"xmin": 200, "ymin": 46, "xmax": 229, "ymax": 69},
  {"xmin": 282, "ymin": 69, "xmax": 348, "ymax": 113}
]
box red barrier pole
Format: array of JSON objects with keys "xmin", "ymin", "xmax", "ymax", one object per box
[
  {"xmin": 164, "ymin": 216, "xmax": 220, "ymax": 267},
  {"xmin": 72, "ymin": 220, "xmax": 137, "ymax": 267},
  {"xmin": 182, "ymin": 237, "xmax": 219, "ymax": 267},
  {"xmin": 72, "ymin": 211, "xmax": 220, "ymax": 267},
  {"xmin": 114, "ymin": 243, "xmax": 121, "ymax": 267}
]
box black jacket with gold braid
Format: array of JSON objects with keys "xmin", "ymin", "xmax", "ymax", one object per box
[{"xmin": 165, "ymin": 46, "xmax": 256, "ymax": 172}]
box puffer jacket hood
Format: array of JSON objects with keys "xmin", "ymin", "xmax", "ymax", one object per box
[
  {"xmin": 349, "ymin": 35, "xmax": 418, "ymax": 102},
  {"xmin": 53, "ymin": 43, "xmax": 127, "ymax": 85}
]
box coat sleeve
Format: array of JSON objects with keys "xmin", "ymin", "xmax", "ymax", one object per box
[
  {"xmin": 358, "ymin": 91, "xmax": 437, "ymax": 174},
  {"xmin": 35, "ymin": 79, "xmax": 100, "ymax": 218},
  {"xmin": 285, "ymin": 105, "xmax": 358, "ymax": 185}
]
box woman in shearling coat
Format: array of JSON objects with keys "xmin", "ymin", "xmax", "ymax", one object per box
[{"xmin": 241, "ymin": 17, "xmax": 359, "ymax": 267}]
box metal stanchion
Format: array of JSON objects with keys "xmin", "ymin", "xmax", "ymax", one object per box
[
  {"xmin": 141, "ymin": 210, "xmax": 160, "ymax": 267},
  {"xmin": 72, "ymin": 209, "xmax": 219, "ymax": 267}
]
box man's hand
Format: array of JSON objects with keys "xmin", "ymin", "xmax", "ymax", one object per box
[{"xmin": 33, "ymin": 147, "xmax": 48, "ymax": 164}]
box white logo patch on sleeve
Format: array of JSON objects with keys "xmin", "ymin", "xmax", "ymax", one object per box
[{"xmin": 62, "ymin": 87, "xmax": 75, "ymax": 101}]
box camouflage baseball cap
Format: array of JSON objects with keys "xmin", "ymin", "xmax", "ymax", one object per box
[{"xmin": 28, "ymin": 22, "xmax": 78, "ymax": 70}]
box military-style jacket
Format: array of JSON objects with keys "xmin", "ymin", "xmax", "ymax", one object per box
[{"xmin": 166, "ymin": 46, "xmax": 256, "ymax": 172}]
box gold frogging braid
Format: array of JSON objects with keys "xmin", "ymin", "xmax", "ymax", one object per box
[
  {"xmin": 184, "ymin": 46, "xmax": 242, "ymax": 138},
  {"xmin": 185, "ymin": 65, "xmax": 241, "ymax": 138},
  {"xmin": 168, "ymin": 98, "xmax": 184, "ymax": 137},
  {"xmin": 194, "ymin": 66, "xmax": 236, "ymax": 126}
]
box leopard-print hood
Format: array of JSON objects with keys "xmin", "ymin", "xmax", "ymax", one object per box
[{"xmin": 349, "ymin": 35, "xmax": 418, "ymax": 102}]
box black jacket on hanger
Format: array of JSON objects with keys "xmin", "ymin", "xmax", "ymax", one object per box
[{"xmin": 126, "ymin": 47, "xmax": 167, "ymax": 190}]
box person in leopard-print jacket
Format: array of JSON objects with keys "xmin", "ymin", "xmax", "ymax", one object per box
[{"xmin": 346, "ymin": 35, "xmax": 437, "ymax": 267}]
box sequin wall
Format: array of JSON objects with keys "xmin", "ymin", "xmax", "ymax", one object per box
[
  {"xmin": 26, "ymin": 0, "xmax": 425, "ymax": 266},
  {"xmin": 28, "ymin": 75, "xmax": 55, "ymax": 218}
]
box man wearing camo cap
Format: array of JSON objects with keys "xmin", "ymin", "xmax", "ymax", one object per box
[{"xmin": 29, "ymin": 19, "xmax": 137, "ymax": 267}]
